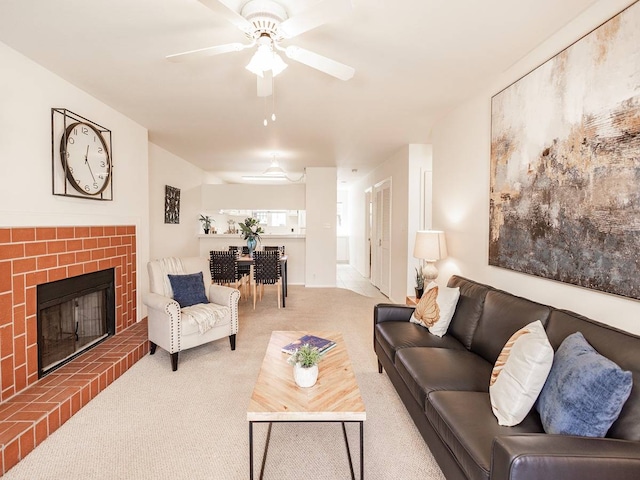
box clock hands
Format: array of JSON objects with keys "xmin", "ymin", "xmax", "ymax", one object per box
[{"xmin": 84, "ymin": 145, "xmax": 97, "ymax": 184}]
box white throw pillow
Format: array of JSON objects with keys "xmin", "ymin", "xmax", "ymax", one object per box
[
  {"xmin": 489, "ymin": 320, "xmax": 554, "ymax": 426},
  {"xmin": 410, "ymin": 281, "xmax": 460, "ymax": 337}
]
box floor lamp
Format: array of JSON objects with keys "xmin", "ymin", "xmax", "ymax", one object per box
[{"xmin": 413, "ymin": 230, "xmax": 448, "ymax": 283}]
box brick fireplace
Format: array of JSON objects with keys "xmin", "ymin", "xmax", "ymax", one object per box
[{"xmin": 0, "ymin": 225, "xmax": 146, "ymax": 475}]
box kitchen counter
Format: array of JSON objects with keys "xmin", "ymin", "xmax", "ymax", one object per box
[{"xmin": 197, "ymin": 234, "xmax": 305, "ymax": 239}]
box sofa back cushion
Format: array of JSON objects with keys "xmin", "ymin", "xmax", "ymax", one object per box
[
  {"xmin": 545, "ymin": 309, "xmax": 640, "ymax": 441},
  {"xmin": 446, "ymin": 276, "xmax": 490, "ymax": 349},
  {"xmin": 470, "ymin": 289, "xmax": 551, "ymax": 364}
]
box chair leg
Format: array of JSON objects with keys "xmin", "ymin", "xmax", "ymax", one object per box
[
  {"xmin": 378, "ymin": 359, "xmax": 383, "ymax": 374},
  {"xmin": 171, "ymin": 352, "xmax": 179, "ymax": 372},
  {"xmin": 229, "ymin": 334, "xmax": 236, "ymax": 351},
  {"xmin": 149, "ymin": 341, "xmax": 157, "ymax": 354},
  {"xmin": 253, "ymin": 282, "xmax": 257, "ymax": 309},
  {"xmin": 277, "ymin": 281, "xmax": 281, "ymax": 309}
]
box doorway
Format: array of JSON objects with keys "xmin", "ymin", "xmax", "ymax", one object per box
[{"xmin": 371, "ymin": 179, "xmax": 391, "ymax": 297}]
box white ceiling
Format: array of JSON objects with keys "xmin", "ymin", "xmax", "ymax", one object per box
[{"xmin": 0, "ymin": 0, "xmax": 599, "ymax": 184}]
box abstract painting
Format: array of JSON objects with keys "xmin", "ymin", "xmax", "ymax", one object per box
[
  {"xmin": 489, "ymin": 1, "xmax": 640, "ymax": 299},
  {"xmin": 164, "ymin": 185, "xmax": 180, "ymax": 224}
]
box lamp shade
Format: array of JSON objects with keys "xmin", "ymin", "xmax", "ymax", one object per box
[{"xmin": 413, "ymin": 230, "xmax": 447, "ymax": 261}]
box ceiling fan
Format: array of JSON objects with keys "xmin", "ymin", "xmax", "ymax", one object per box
[{"xmin": 166, "ymin": 0, "xmax": 356, "ymax": 97}]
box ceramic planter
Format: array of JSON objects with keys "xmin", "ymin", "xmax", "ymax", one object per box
[{"xmin": 293, "ymin": 363, "xmax": 318, "ymax": 388}]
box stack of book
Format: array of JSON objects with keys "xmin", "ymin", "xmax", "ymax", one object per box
[{"xmin": 281, "ymin": 334, "xmax": 336, "ymax": 355}]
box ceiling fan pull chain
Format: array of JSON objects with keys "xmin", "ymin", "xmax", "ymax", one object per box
[
  {"xmin": 263, "ymin": 96, "xmax": 268, "ymax": 126},
  {"xmin": 271, "ymin": 75, "xmax": 276, "ymax": 122}
]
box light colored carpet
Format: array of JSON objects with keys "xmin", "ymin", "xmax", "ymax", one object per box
[{"xmin": 5, "ymin": 286, "xmax": 445, "ymax": 480}]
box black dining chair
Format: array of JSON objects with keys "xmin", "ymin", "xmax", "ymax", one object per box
[
  {"xmin": 230, "ymin": 245, "xmax": 251, "ymax": 288},
  {"xmin": 252, "ymin": 250, "xmax": 282, "ymax": 309},
  {"xmin": 210, "ymin": 250, "xmax": 247, "ymax": 297}
]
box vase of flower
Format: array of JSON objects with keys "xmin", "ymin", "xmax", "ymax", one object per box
[
  {"xmin": 246, "ymin": 236, "xmax": 257, "ymax": 256},
  {"xmin": 239, "ymin": 217, "xmax": 264, "ymax": 256}
]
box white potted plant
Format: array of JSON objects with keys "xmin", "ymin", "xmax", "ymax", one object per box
[{"xmin": 287, "ymin": 343, "xmax": 322, "ymax": 388}]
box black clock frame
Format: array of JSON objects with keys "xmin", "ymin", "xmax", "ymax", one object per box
[{"xmin": 51, "ymin": 108, "xmax": 113, "ymax": 201}]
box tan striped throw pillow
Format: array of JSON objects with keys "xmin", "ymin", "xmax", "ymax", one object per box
[{"xmin": 489, "ymin": 320, "xmax": 554, "ymax": 426}]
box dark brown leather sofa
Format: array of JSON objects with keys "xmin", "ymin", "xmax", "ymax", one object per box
[{"xmin": 374, "ymin": 275, "xmax": 640, "ymax": 480}]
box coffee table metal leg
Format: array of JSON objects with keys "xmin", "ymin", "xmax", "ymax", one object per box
[
  {"xmin": 252, "ymin": 421, "xmax": 363, "ymax": 479},
  {"xmin": 360, "ymin": 421, "xmax": 364, "ymax": 480},
  {"xmin": 249, "ymin": 422, "xmax": 254, "ymax": 480},
  {"xmin": 259, "ymin": 422, "xmax": 273, "ymax": 480},
  {"xmin": 342, "ymin": 422, "xmax": 356, "ymax": 480}
]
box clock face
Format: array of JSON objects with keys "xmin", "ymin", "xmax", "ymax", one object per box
[{"xmin": 60, "ymin": 122, "xmax": 111, "ymax": 196}]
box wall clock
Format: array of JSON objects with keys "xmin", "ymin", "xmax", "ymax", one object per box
[{"xmin": 51, "ymin": 108, "xmax": 113, "ymax": 201}]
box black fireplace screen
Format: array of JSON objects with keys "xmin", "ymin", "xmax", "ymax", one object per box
[{"xmin": 37, "ymin": 269, "xmax": 115, "ymax": 377}]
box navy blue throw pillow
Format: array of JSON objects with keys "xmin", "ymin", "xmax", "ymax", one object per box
[
  {"xmin": 167, "ymin": 272, "xmax": 209, "ymax": 308},
  {"xmin": 536, "ymin": 332, "xmax": 632, "ymax": 437}
]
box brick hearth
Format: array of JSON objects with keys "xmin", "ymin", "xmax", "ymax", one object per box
[{"xmin": 0, "ymin": 226, "xmax": 146, "ymax": 475}]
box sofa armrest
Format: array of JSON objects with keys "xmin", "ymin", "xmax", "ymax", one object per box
[
  {"xmin": 491, "ymin": 434, "xmax": 640, "ymax": 480},
  {"xmin": 374, "ymin": 303, "xmax": 415, "ymax": 324}
]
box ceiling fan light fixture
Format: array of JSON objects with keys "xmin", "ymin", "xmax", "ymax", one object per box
[
  {"xmin": 246, "ymin": 42, "xmax": 287, "ymax": 77},
  {"xmin": 270, "ymin": 52, "xmax": 288, "ymax": 76}
]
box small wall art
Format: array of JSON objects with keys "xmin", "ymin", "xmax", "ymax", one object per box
[{"xmin": 164, "ymin": 185, "xmax": 180, "ymax": 224}]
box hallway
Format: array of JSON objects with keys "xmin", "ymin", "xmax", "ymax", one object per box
[{"xmin": 336, "ymin": 264, "xmax": 388, "ymax": 300}]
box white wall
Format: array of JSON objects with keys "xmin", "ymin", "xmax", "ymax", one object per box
[
  {"xmin": 348, "ymin": 145, "xmax": 430, "ymax": 303},
  {"xmin": 148, "ymin": 143, "xmax": 204, "ymax": 260},
  {"xmin": 0, "ymin": 41, "xmax": 150, "ymax": 320},
  {"xmin": 305, "ymin": 167, "xmax": 337, "ymax": 287},
  {"xmin": 201, "ymin": 184, "xmax": 305, "ymax": 210},
  {"xmin": 407, "ymin": 145, "xmax": 433, "ymax": 295},
  {"xmin": 432, "ymin": 0, "xmax": 640, "ymax": 335}
]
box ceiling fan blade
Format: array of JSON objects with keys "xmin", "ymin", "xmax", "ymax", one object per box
[
  {"xmin": 285, "ymin": 46, "xmax": 355, "ymax": 81},
  {"xmin": 278, "ymin": 0, "xmax": 353, "ymax": 39},
  {"xmin": 257, "ymin": 71, "xmax": 273, "ymax": 97},
  {"xmin": 166, "ymin": 42, "xmax": 246, "ymax": 62},
  {"xmin": 198, "ymin": 0, "xmax": 253, "ymax": 33}
]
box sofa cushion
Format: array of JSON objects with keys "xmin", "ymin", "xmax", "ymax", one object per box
[
  {"xmin": 545, "ymin": 309, "xmax": 640, "ymax": 441},
  {"xmin": 426, "ymin": 391, "xmax": 545, "ymax": 480},
  {"xmin": 470, "ymin": 289, "xmax": 551, "ymax": 364},
  {"xmin": 395, "ymin": 347, "xmax": 492, "ymax": 409},
  {"xmin": 446, "ymin": 276, "xmax": 491, "ymax": 349},
  {"xmin": 490, "ymin": 320, "xmax": 554, "ymax": 426},
  {"xmin": 375, "ymin": 322, "xmax": 466, "ymax": 364},
  {"xmin": 536, "ymin": 332, "xmax": 632, "ymax": 438}
]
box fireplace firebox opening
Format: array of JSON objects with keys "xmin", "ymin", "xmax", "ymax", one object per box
[{"xmin": 37, "ymin": 268, "xmax": 115, "ymax": 377}]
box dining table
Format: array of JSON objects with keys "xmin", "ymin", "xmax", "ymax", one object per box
[{"xmin": 237, "ymin": 254, "xmax": 288, "ymax": 307}]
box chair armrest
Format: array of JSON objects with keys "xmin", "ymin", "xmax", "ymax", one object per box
[
  {"xmin": 143, "ymin": 292, "xmax": 182, "ymax": 353},
  {"xmin": 491, "ymin": 434, "xmax": 640, "ymax": 480},
  {"xmin": 374, "ymin": 303, "xmax": 415, "ymax": 324},
  {"xmin": 208, "ymin": 284, "xmax": 240, "ymax": 307},
  {"xmin": 144, "ymin": 292, "xmax": 180, "ymax": 312},
  {"xmin": 208, "ymin": 284, "xmax": 241, "ymax": 335}
]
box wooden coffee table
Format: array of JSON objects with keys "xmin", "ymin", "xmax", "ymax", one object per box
[{"xmin": 247, "ymin": 331, "xmax": 366, "ymax": 479}]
